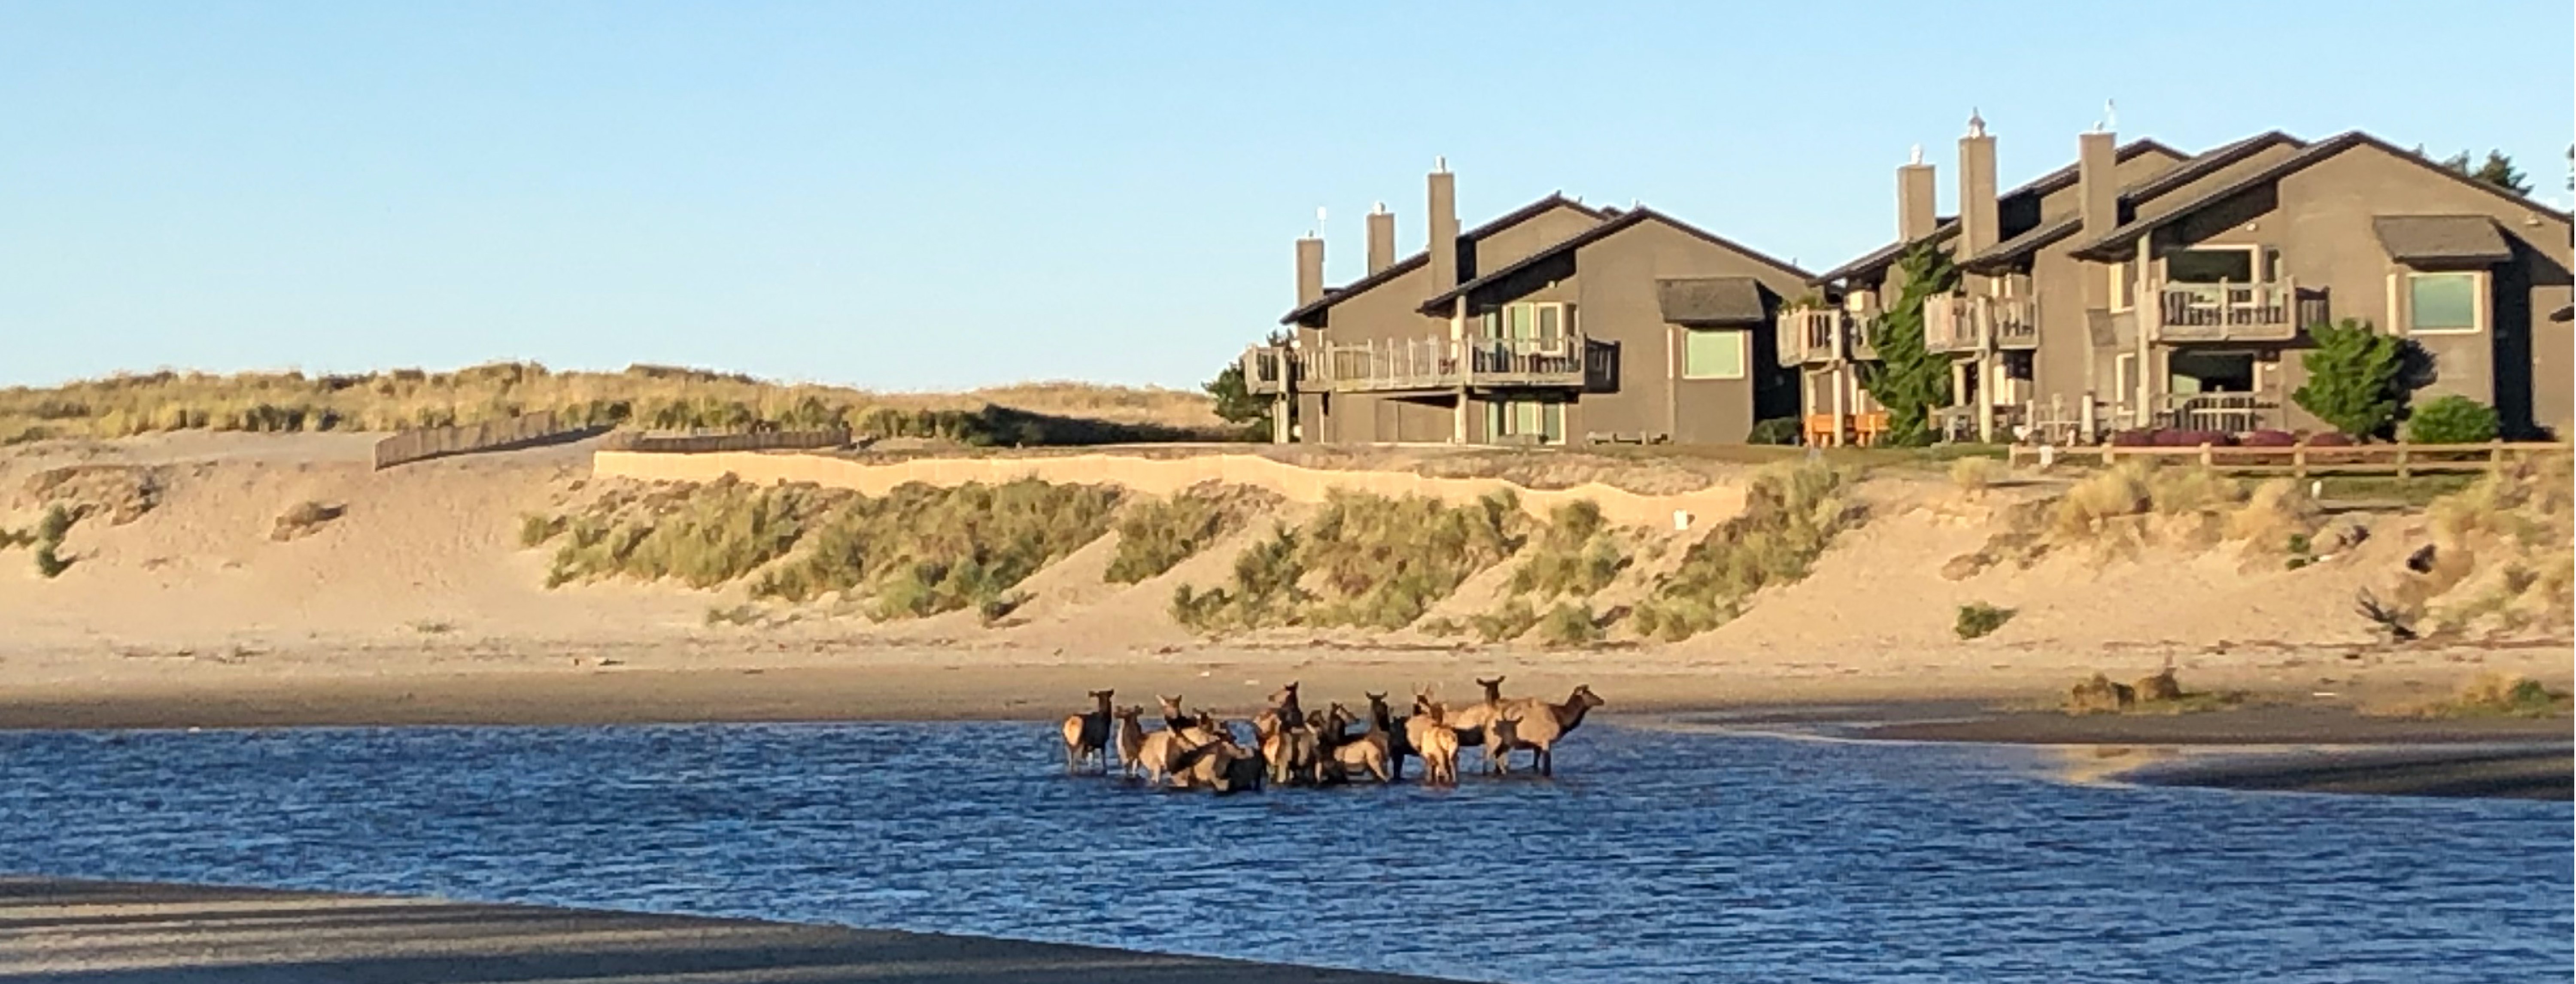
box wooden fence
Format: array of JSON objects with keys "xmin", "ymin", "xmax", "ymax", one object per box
[
  {"xmin": 2007, "ymin": 440, "xmax": 2571, "ymax": 478},
  {"xmin": 372, "ymin": 412, "xmax": 597, "ymax": 470},
  {"xmin": 599, "ymin": 430, "xmax": 852, "ymax": 454}
]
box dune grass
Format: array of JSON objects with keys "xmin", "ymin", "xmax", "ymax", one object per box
[
  {"xmin": 527, "ymin": 476, "xmax": 1118, "ymax": 620},
  {"xmin": 1507, "ymin": 499, "xmax": 1626, "ymax": 600},
  {"xmin": 2420, "ymin": 672, "xmax": 2572, "ymax": 718},
  {"xmin": 1172, "ymin": 491, "xmax": 1525, "ymax": 634},
  {"xmin": 270, "ymin": 501, "xmax": 346, "ymax": 541},
  {"xmin": 1535, "ymin": 601, "xmax": 1602, "ymax": 647},
  {"xmin": 1948, "ymin": 462, "xmax": 2322, "ymax": 577},
  {"xmin": 0, "ymin": 362, "xmax": 1224, "ymax": 445},
  {"xmin": 2420, "ymin": 456, "xmax": 2573, "ymax": 633},
  {"xmin": 1630, "ymin": 459, "xmax": 1857, "ymax": 642},
  {"xmin": 1103, "ymin": 484, "xmax": 1276, "ymax": 585},
  {"xmin": 1954, "ymin": 602, "xmax": 2014, "ymax": 640}
]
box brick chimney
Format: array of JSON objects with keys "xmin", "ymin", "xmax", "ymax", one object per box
[
  {"xmin": 1294, "ymin": 231, "xmax": 1324, "ymax": 307},
  {"xmin": 1427, "ymin": 158, "xmax": 1459, "ymax": 296},
  {"xmin": 1898, "ymin": 145, "xmax": 1937, "ymax": 242},
  {"xmin": 1957, "ymin": 112, "xmax": 1999, "ymax": 261},
  {"xmin": 2078, "ymin": 128, "xmax": 2119, "ymax": 308},
  {"xmin": 1366, "ymin": 202, "xmax": 1396, "ymax": 275}
]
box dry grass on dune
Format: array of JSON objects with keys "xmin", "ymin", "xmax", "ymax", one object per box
[
  {"xmin": 1945, "ymin": 462, "xmax": 2323, "ymax": 577},
  {"xmin": 1628, "ymin": 459, "xmax": 1858, "ymax": 641},
  {"xmin": 0, "ymin": 362, "xmax": 1224, "ymax": 444},
  {"xmin": 2414, "ymin": 456, "xmax": 2573, "ymax": 634}
]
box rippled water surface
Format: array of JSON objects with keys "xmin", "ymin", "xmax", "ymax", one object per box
[{"xmin": 2, "ymin": 723, "xmax": 2567, "ymax": 983}]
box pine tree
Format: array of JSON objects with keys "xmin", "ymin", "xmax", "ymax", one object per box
[
  {"xmin": 1857, "ymin": 242, "xmax": 1960, "ymax": 446},
  {"xmin": 2436, "ymin": 148, "xmax": 2534, "ymax": 197},
  {"xmin": 2291, "ymin": 319, "xmax": 2403, "ymax": 440}
]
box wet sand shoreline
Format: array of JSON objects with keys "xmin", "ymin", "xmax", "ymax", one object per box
[{"xmin": 0, "ymin": 875, "xmax": 1458, "ymax": 983}]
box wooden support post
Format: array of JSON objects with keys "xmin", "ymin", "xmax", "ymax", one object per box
[
  {"xmin": 2395, "ymin": 443, "xmax": 2411, "ymax": 481},
  {"xmin": 2198, "ymin": 442, "xmax": 2214, "ymax": 468},
  {"xmin": 2291, "ymin": 439, "xmax": 2308, "ymax": 479}
]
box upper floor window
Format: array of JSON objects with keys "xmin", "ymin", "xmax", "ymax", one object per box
[
  {"xmin": 2166, "ymin": 246, "xmax": 2258, "ymax": 283},
  {"xmin": 1681, "ymin": 329, "xmax": 1747, "ymax": 380},
  {"xmin": 1480, "ymin": 302, "xmax": 1571, "ymax": 347},
  {"xmin": 2109, "ymin": 258, "xmax": 2134, "ymax": 311},
  {"xmin": 2407, "ymin": 272, "xmax": 2482, "ymax": 334}
]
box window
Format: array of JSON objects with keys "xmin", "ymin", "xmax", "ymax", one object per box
[
  {"xmin": 2407, "ymin": 272, "xmax": 2481, "ymax": 334},
  {"xmin": 2166, "ymin": 246, "xmax": 2258, "ymax": 284},
  {"xmin": 1681, "ymin": 329, "xmax": 1747, "ymax": 380},
  {"xmin": 1484, "ymin": 302, "xmax": 1572, "ymax": 349},
  {"xmin": 1484, "ymin": 399, "xmax": 1564, "ymax": 445},
  {"xmin": 2108, "ymin": 259, "xmax": 2134, "ymax": 311}
]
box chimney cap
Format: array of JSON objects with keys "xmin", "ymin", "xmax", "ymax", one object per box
[
  {"xmin": 1372, "ymin": 201, "xmax": 1388, "ymax": 215},
  {"xmin": 1908, "ymin": 144, "xmax": 1924, "ymax": 166},
  {"xmin": 1967, "ymin": 109, "xmax": 1987, "ymax": 138},
  {"xmin": 1434, "ymin": 155, "xmax": 1449, "ymax": 173}
]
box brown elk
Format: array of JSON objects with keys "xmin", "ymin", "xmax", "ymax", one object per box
[
  {"xmin": 1489, "ymin": 684, "xmax": 1605, "ymax": 777},
  {"xmin": 1327, "ymin": 701, "xmax": 1392, "ymax": 783},
  {"xmin": 1112, "ymin": 706, "xmax": 1147, "ymax": 779},
  {"xmin": 1414, "ymin": 703, "xmax": 1462, "ymax": 787},
  {"xmin": 1367, "ymin": 691, "xmax": 1415, "ymax": 780},
  {"xmin": 1060, "ymin": 689, "xmax": 1115, "ymax": 774}
]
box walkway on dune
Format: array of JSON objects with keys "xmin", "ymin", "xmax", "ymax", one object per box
[{"xmin": 0, "ymin": 877, "xmax": 1459, "ymax": 984}]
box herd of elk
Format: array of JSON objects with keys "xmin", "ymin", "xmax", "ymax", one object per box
[{"xmin": 1058, "ymin": 677, "xmax": 1604, "ymax": 792}]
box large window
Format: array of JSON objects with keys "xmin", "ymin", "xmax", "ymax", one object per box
[
  {"xmin": 1479, "ymin": 302, "xmax": 1571, "ymax": 348},
  {"xmin": 2407, "ymin": 272, "xmax": 2481, "ymax": 334},
  {"xmin": 1681, "ymin": 329, "xmax": 1747, "ymax": 380}
]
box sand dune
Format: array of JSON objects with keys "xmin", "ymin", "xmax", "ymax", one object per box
[{"xmin": 1, "ymin": 434, "xmax": 2564, "ymax": 723}]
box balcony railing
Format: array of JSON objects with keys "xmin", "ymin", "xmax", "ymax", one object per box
[
  {"xmin": 1923, "ymin": 294, "xmax": 2040, "ymax": 354},
  {"xmin": 1776, "ymin": 308, "xmax": 1880, "ymax": 367},
  {"xmin": 1250, "ymin": 333, "xmax": 1607, "ymax": 394},
  {"xmin": 2153, "ymin": 392, "xmax": 2281, "ymax": 434},
  {"xmin": 2151, "ymin": 279, "xmax": 2328, "ymax": 343},
  {"xmin": 1239, "ymin": 346, "xmax": 1295, "ymax": 395}
]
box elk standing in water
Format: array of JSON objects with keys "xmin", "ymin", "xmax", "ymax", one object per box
[
  {"xmin": 1111, "ymin": 706, "xmax": 1147, "ymax": 779},
  {"xmin": 1490, "ymin": 684, "xmax": 1606, "ymax": 777},
  {"xmin": 1367, "ymin": 691, "xmax": 1415, "ymax": 780},
  {"xmin": 1061, "ymin": 689, "xmax": 1115, "ymax": 774},
  {"xmin": 1415, "ymin": 703, "xmax": 1462, "ymax": 787}
]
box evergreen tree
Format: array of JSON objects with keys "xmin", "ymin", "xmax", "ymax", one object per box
[
  {"xmin": 1206, "ymin": 330, "xmax": 1294, "ymax": 440},
  {"xmin": 2434, "ymin": 148, "xmax": 2534, "ymax": 197},
  {"xmin": 1857, "ymin": 242, "xmax": 1960, "ymax": 446},
  {"xmin": 2291, "ymin": 319, "xmax": 2404, "ymax": 440}
]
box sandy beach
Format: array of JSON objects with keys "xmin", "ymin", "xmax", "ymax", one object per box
[{"xmin": 0, "ymin": 876, "xmax": 1456, "ymax": 983}]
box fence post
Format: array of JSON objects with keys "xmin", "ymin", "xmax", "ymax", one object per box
[
  {"xmin": 2198, "ymin": 442, "xmax": 2214, "ymax": 468},
  {"xmin": 2291, "ymin": 439, "xmax": 2307, "ymax": 479},
  {"xmin": 2394, "ymin": 443, "xmax": 2410, "ymax": 481}
]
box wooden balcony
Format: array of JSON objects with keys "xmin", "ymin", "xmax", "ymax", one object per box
[
  {"xmin": 2150, "ymin": 279, "xmax": 2328, "ymax": 343},
  {"xmin": 1239, "ymin": 346, "xmax": 1295, "ymax": 396},
  {"xmin": 1776, "ymin": 309, "xmax": 1879, "ymax": 367},
  {"xmin": 1299, "ymin": 333, "xmax": 1610, "ymax": 394},
  {"xmin": 1923, "ymin": 295, "xmax": 2040, "ymax": 354}
]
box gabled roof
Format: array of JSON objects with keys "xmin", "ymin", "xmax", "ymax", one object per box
[
  {"xmin": 1958, "ymin": 132, "xmax": 2309, "ymax": 273},
  {"xmin": 2373, "ymin": 216, "xmax": 2514, "ymax": 265},
  {"xmin": 1656, "ymin": 277, "xmax": 1768, "ymax": 326},
  {"xmin": 1413, "ymin": 206, "xmax": 1813, "ymax": 314},
  {"xmin": 1278, "ymin": 194, "xmax": 1607, "ymax": 325},
  {"xmin": 1811, "ymin": 138, "xmax": 2185, "ymax": 286},
  {"xmin": 2068, "ymin": 131, "xmax": 2576, "ymax": 261}
]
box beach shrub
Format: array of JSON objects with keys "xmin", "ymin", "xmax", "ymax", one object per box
[
  {"xmin": 1103, "ymin": 484, "xmax": 1272, "ymax": 584},
  {"xmin": 2291, "ymin": 319, "xmax": 2403, "ymax": 440},
  {"xmin": 518, "ymin": 512, "xmax": 570, "ymax": 547},
  {"xmin": 1631, "ymin": 459, "xmax": 1856, "ymax": 641},
  {"xmin": 1170, "ymin": 524, "xmax": 1309, "ymax": 632},
  {"xmin": 1508, "ymin": 500, "xmax": 1625, "ymax": 600},
  {"xmin": 1535, "ymin": 602, "xmax": 1602, "ymax": 647},
  {"xmin": 1950, "ymin": 462, "xmax": 2322, "ymax": 576},
  {"xmin": 1953, "ymin": 601, "xmax": 2014, "ymax": 640},
  {"xmin": 751, "ymin": 480, "xmax": 1120, "ymax": 619},
  {"xmin": 2418, "ymin": 456, "xmax": 2573, "ymax": 633},
  {"xmin": 2403, "ymin": 395, "xmax": 2500, "ymax": 445},
  {"xmin": 1295, "ymin": 491, "xmax": 1525, "ymax": 630},
  {"xmin": 1948, "ymin": 457, "xmax": 2005, "ymax": 497},
  {"xmin": 35, "ymin": 504, "xmax": 75, "ymax": 544},
  {"xmin": 2424, "ymin": 672, "xmax": 2571, "ymax": 718},
  {"xmin": 1469, "ymin": 598, "xmax": 1540, "ymax": 643}
]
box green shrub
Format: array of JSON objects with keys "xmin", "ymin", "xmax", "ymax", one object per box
[
  {"xmin": 35, "ymin": 504, "xmax": 74, "ymax": 544},
  {"xmin": 33, "ymin": 542, "xmax": 71, "ymax": 578},
  {"xmin": 1170, "ymin": 524, "xmax": 1309, "ymax": 632},
  {"xmin": 2403, "ymin": 395, "xmax": 2500, "ymax": 444},
  {"xmin": 1508, "ymin": 500, "xmax": 1624, "ymax": 599},
  {"xmin": 1954, "ymin": 602, "xmax": 2015, "ymax": 640},
  {"xmin": 1104, "ymin": 486, "xmax": 1262, "ymax": 584},
  {"xmin": 1470, "ymin": 599, "xmax": 1540, "ymax": 643},
  {"xmin": 1746, "ymin": 417, "xmax": 1802, "ymax": 446},
  {"xmin": 518, "ymin": 513, "xmax": 570, "ymax": 548},
  {"xmin": 1535, "ymin": 602, "xmax": 1602, "ymax": 647},
  {"xmin": 2291, "ymin": 319, "xmax": 2402, "ymax": 440},
  {"xmin": 1297, "ymin": 491, "xmax": 1524, "ymax": 629},
  {"xmin": 1632, "ymin": 460, "xmax": 1854, "ymax": 641}
]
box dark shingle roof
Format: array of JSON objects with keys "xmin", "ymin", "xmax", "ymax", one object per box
[
  {"xmin": 1279, "ymin": 194, "xmax": 1606, "ymax": 325},
  {"xmin": 1656, "ymin": 277, "xmax": 1768, "ymax": 326},
  {"xmin": 2372, "ymin": 216, "xmax": 2514, "ymax": 265},
  {"xmin": 1810, "ymin": 138, "xmax": 2187, "ymax": 286},
  {"xmin": 1414, "ymin": 207, "xmax": 1812, "ymax": 314},
  {"xmin": 1957, "ymin": 132, "xmax": 2310, "ymax": 273},
  {"xmin": 2069, "ymin": 132, "xmax": 2576, "ymax": 261}
]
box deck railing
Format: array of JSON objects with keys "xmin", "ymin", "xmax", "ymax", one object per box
[
  {"xmin": 1239, "ymin": 346, "xmax": 1295, "ymax": 395},
  {"xmin": 1777, "ymin": 308, "xmax": 1881, "ymax": 366},
  {"xmin": 2151, "ymin": 279, "xmax": 2327, "ymax": 342},
  {"xmin": 1272, "ymin": 332, "xmax": 1602, "ymax": 393},
  {"xmin": 1924, "ymin": 294, "xmax": 2038, "ymax": 353},
  {"xmin": 2008, "ymin": 440, "xmax": 2572, "ymax": 478}
]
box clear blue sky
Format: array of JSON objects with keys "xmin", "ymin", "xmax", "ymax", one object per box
[{"xmin": 5, "ymin": 1, "xmax": 2569, "ymax": 391}]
